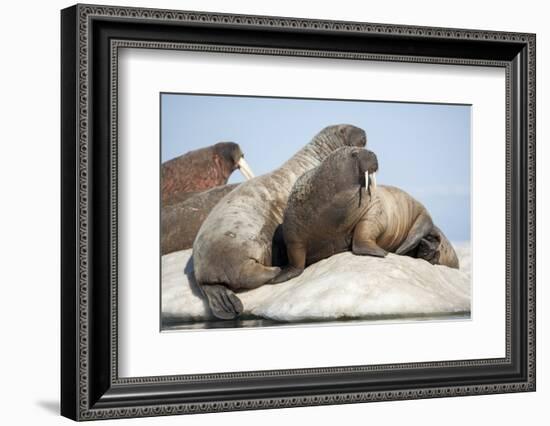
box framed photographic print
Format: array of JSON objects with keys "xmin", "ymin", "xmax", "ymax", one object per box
[{"xmin": 61, "ymin": 3, "xmax": 536, "ymax": 421}]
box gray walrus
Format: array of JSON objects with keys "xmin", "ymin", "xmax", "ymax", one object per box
[
  {"xmin": 270, "ymin": 146, "xmax": 459, "ymax": 283},
  {"xmin": 161, "ymin": 184, "xmax": 239, "ymax": 255},
  {"xmin": 193, "ymin": 124, "xmax": 367, "ymax": 319},
  {"xmin": 161, "ymin": 142, "xmax": 254, "ymax": 206}
]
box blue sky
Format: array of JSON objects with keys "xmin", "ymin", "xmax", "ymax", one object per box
[{"xmin": 161, "ymin": 94, "xmax": 471, "ymax": 242}]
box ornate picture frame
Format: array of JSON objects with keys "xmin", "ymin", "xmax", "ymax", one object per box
[{"xmin": 61, "ymin": 3, "xmax": 535, "ymax": 421}]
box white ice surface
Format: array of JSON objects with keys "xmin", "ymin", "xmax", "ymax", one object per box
[{"xmin": 161, "ymin": 242, "xmax": 471, "ymax": 323}]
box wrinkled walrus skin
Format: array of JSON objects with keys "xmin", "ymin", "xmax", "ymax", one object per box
[
  {"xmin": 270, "ymin": 147, "xmax": 459, "ymax": 283},
  {"xmin": 192, "ymin": 124, "xmax": 367, "ymax": 319},
  {"xmin": 161, "ymin": 184, "xmax": 239, "ymax": 255},
  {"xmin": 161, "ymin": 142, "xmax": 253, "ymax": 206},
  {"xmin": 353, "ymin": 185, "xmax": 459, "ymax": 267}
]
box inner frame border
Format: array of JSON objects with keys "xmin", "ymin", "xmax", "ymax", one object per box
[{"xmin": 110, "ymin": 40, "xmax": 510, "ymax": 383}]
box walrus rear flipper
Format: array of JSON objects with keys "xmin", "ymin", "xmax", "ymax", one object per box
[
  {"xmin": 416, "ymin": 235, "xmax": 440, "ymax": 264},
  {"xmin": 425, "ymin": 226, "xmax": 460, "ymax": 269},
  {"xmin": 201, "ymin": 284, "xmax": 244, "ymax": 320},
  {"xmin": 395, "ymin": 212, "xmax": 434, "ymax": 255}
]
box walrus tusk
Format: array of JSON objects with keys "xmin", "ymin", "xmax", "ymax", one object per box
[
  {"xmin": 237, "ymin": 157, "xmax": 255, "ymax": 180},
  {"xmin": 365, "ymin": 172, "xmax": 376, "ymax": 191}
]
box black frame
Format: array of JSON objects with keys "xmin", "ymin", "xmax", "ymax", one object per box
[{"xmin": 61, "ymin": 4, "xmax": 536, "ymax": 421}]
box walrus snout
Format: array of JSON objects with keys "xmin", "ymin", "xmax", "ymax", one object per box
[{"xmin": 352, "ymin": 149, "xmax": 378, "ymax": 191}]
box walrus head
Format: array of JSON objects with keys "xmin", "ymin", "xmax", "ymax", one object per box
[
  {"xmin": 352, "ymin": 148, "xmax": 378, "ymax": 195},
  {"xmin": 321, "ymin": 124, "xmax": 367, "ymax": 151},
  {"xmin": 319, "ymin": 146, "xmax": 378, "ymax": 195},
  {"xmin": 214, "ymin": 142, "xmax": 255, "ymax": 180},
  {"xmin": 280, "ymin": 124, "xmax": 367, "ymax": 177},
  {"xmin": 336, "ymin": 124, "xmax": 368, "ymax": 148}
]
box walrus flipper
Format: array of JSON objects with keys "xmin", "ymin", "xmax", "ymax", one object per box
[
  {"xmin": 422, "ymin": 226, "xmax": 460, "ymax": 269},
  {"xmin": 351, "ymin": 219, "xmax": 387, "ymax": 257},
  {"xmin": 201, "ymin": 284, "xmax": 244, "ymax": 320},
  {"xmin": 269, "ymin": 266, "xmax": 304, "ymax": 284},
  {"xmin": 269, "ymin": 242, "xmax": 306, "ymax": 283},
  {"xmin": 416, "ymin": 236, "xmax": 440, "ymax": 264},
  {"xmin": 238, "ymin": 260, "xmax": 282, "ymax": 289},
  {"xmin": 395, "ymin": 212, "xmax": 434, "ymax": 255},
  {"xmin": 352, "ymin": 239, "xmax": 388, "ymax": 257}
]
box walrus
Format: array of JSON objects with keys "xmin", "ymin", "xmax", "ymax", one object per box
[
  {"xmin": 270, "ymin": 146, "xmax": 459, "ymax": 283},
  {"xmin": 193, "ymin": 124, "xmax": 367, "ymax": 319},
  {"xmin": 161, "ymin": 183, "xmax": 238, "ymax": 255},
  {"xmin": 161, "ymin": 142, "xmax": 254, "ymax": 205}
]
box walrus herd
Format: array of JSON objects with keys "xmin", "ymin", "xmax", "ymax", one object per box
[{"xmin": 161, "ymin": 124, "xmax": 460, "ymax": 320}]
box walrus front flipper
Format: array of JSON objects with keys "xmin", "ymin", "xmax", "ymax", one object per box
[
  {"xmin": 352, "ymin": 239, "xmax": 387, "ymax": 257},
  {"xmin": 269, "ymin": 266, "xmax": 304, "ymax": 284},
  {"xmin": 201, "ymin": 284, "xmax": 244, "ymax": 320},
  {"xmin": 238, "ymin": 260, "xmax": 282, "ymax": 289},
  {"xmin": 352, "ymin": 219, "xmax": 387, "ymax": 257},
  {"xmin": 269, "ymin": 242, "xmax": 307, "ymax": 283},
  {"xmin": 395, "ymin": 211, "xmax": 434, "ymax": 255}
]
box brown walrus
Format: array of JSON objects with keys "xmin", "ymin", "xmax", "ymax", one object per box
[
  {"xmin": 161, "ymin": 142, "xmax": 254, "ymax": 205},
  {"xmin": 193, "ymin": 124, "xmax": 367, "ymax": 319},
  {"xmin": 161, "ymin": 183, "xmax": 238, "ymax": 255},
  {"xmin": 270, "ymin": 146, "xmax": 459, "ymax": 283}
]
